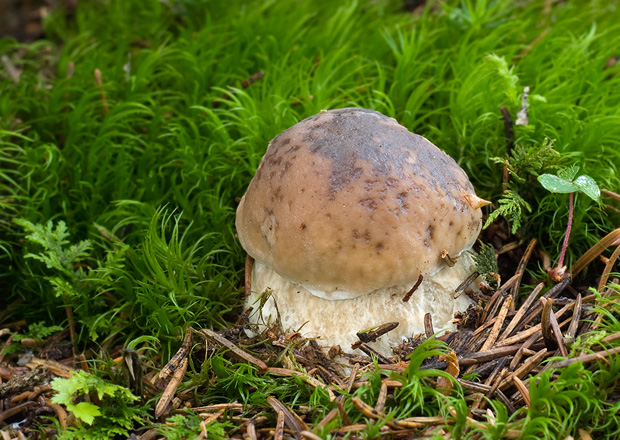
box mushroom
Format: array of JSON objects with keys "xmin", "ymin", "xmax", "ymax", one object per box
[{"xmin": 236, "ymin": 108, "xmax": 486, "ymax": 356}]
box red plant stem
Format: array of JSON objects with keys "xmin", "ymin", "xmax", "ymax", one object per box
[{"xmin": 557, "ymin": 192, "xmax": 574, "ymax": 269}]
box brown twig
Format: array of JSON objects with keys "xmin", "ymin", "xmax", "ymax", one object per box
[
  {"xmin": 403, "ymin": 274, "xmax": 423, "ymax": 302},
  {"xmin": 551, "ymin": 345, "xmax": 620, "ymax": 369},
  {"xmin": 198, "ymin": 328, "xmax": 268, "ymax": 372},
  {"xmin": 572, "ymin": 228, "xmax": 620, "ymax": 277}
]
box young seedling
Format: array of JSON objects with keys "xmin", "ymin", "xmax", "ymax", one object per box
[{"xmin": 538, "ymin": 165, "xmax": 601, "ymax": 281}]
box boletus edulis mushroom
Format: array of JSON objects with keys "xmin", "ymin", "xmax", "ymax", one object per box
[{"xmin": 236, "ymin": 108, "xmax": 487, "ymax": 356}]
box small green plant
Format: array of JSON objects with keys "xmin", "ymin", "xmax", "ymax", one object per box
[
  {"xmin": 155, "ymin": 412, "xmax": 235, "ymax": 440},
  {"xmin": 51, "ymin": 370, "xmax": 146, "ymax": 440},
  {"xmin": 15, "ymin": 219, "xmax": 93, "ymax": 298},
  {"xmin": 538, "ymin": 165, "xmax": 601, "ymax": 281},
  {"xmin": 14, "ymin": 321, "xmax": 64, "ymax": 343},
  {"xmin": 473, "ymin": 241, "xmax": 499, "ymax": 288},
  {"xmin": 483, "ymin": 189, "xmax": 532, "ymax": 234},
  {"xmin": 1, "ymin": 321, "xmax": 64, "ymax": 355}
]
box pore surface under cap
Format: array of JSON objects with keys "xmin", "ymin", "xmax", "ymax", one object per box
[{"xmin": 236, "ymin": 108, "xmax": 481, "ymax": 298}]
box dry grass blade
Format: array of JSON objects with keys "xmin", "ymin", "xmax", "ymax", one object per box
[
  {"xmin": 498, "ymin": 301, "xmax": 574, "ymax": 347},
  {"xmin": 336, "ymin": 396, "xmax": 351, "ymax": 425},
  {"xmin": 514, "ymin": 277, "xmax": 571, "ymax": 334},
  {"xmin": 480, "ymin": 289, "xmax": 503, "ymax": 324},
  {"xmin": 267, "ymin": 396, "xmax": 309, "ymax": 434},
  {"xmin": 198, "ymin": 328, "xmax": 267, "ymax": 372},
  {"xmin": 499, "ymin": 348, "xmax": 548, "ymax": 391},
  {"xmin": 598, "ymin": 244, "xmax": 620, "ymax": 292},
  {"xmin": 500, "ymin": 282, "xmax": 544, "ymax": 340},
  {"xmin": 246, "ymin": 420, "xmax": 258, "ymax": 440},
  {"xmin": 301, "ymin": 431, "xmax": 323, "ymax": 440},
  {"xmin": 274, "ymin": 410, "xmax": 285, "ymax": 440},
  {"xmin": 509, "ymin": 332, "xmax": 541, "ymax": 370},
  {"xmin": 551, "ymin": 345, "xmax": 620, "ymax": 368},
  {"xmin": 550, "ymin": 309, "xmax": 569, "ymax": 357},
  {"xmin": 510, "ymin": 239, "xmax": 537, "ymax": 309},
  {"xmin": 459, "ymin": 345, "xmax": 524, "ymax": 366},
  {"xmin": 185, "ymin": 403, "xmax": 244, "ymax": 413},
  {"xmin": 566, "ymin": 293, "xmax": 582, "ymax": 340},
  {"xmin": 512, "ymin": 376, "xmax": 530, "ymax": 408},
  {"xmin": 346, "ymin": 363, "xmax": 359, "ymax": 393},
  {"xmin": 154, "ymin": 356, "xmax": 188, "ymax": 418},
  {"xmin": 316, "ymin": 408, "xmax": 339, "ymax": 428},
  {"xmin": 268, "ymin": 368, "xmax": 336, "ymax": 401},
  {"xmin": 389, "ymin": 419, "xmax": 425, "ymax": 429},
  {"xmin": 481, "ymin": 295, "xmax": 512, "ymax": 351},
  {"xmin": 352, "ymin": 396, "xmax": 382, "ymax": 419},
  {"xmin": 333, "ymin": 424, "xmax": 371, "ymax": 433},
  {"xmin": 572, "ymin": 228, "xmax": 620, "ymax": 277},
  {"xmin": 541, "ymin": 298, "xmax": 557, "ymax": 351},
  {"xmin": 375, "ymin": 380, "xmax": 388, "ymax": 413}
]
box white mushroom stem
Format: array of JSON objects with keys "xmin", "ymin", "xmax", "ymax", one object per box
[{"xmin": 247, "ymin": 255, "xmax": 477, "ymax": 357}]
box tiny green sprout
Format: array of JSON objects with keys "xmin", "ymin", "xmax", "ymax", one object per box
[{"xmin": 538, "ymin": 165, "xmax": 601, "ymax": 281}]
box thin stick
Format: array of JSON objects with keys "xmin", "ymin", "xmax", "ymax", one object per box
[
  {"xmin": 403, "ymin": 274, "xmax": 423, "ymax": 302},
  {"xmin": 198, "ymin": 328, "xmax": 267, "ymax": 372},
  {"xmin": 500, "ymin": 283, "xmax": 544, "ymax": 341},
  {"xmin": 572, "ymin": 228, "xmax": 620, "ymax": 277},
  {"xmin": 598, "ymin": 245, "xmax": 620, "ymax": 292},
  {"xmin": 551, "ymin": 345, "xmax": 620, "ymax": 368},
  {"xmin": 480, "ymin": 295, "xmax": 512, "ymax": 351},
  {"xmin": 509, "ymin": 238, "xmax": 537, "ymax": 310}
]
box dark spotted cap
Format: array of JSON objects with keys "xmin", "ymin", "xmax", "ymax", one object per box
[{"xmin": 236, "ymin": 108, "xmax": 483, "ymax": 299}]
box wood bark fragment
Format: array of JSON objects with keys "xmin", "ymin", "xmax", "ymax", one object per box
[{"xmin": 424, "ymin": 313, "xmax": 434, "ymax": 339}]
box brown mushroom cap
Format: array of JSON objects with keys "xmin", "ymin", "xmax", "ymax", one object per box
[{"xmin": 236, "ymin": 108, "xmax": 482, "ymax": 299}]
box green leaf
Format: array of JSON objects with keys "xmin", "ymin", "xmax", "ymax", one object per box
[
  {"xmin": 574, "ymin": 175, "xmax": 601, "ymax": 201},
  {"xmin": 558, "ymin": 164, "xmax": 579, "ymax": 181},
  {"xmin": 70, "ymin": 402, "xmax": 101, "ymax": 425},
  {"xmin": 538, "ymin": 174, "xmax": 579, "ymax": 193}
]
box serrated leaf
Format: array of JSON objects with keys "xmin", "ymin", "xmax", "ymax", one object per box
[
  {"xmin": 70, "ymin": 401, "xmax": 101, "ymax": 425},
  {"xmin": 538, "ymin": 174, "xmax": 578, "ymax": 193},
  {"xmin": 574, "ymin": 175, "xmax": 601, "ymax": 201}
]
